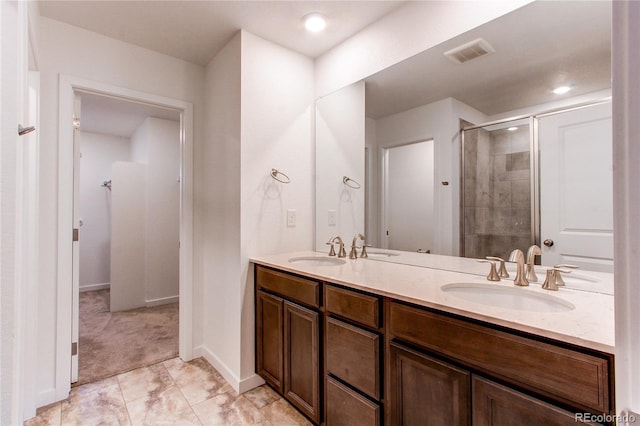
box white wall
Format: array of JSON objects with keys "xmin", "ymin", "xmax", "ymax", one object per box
[
  {"xmin": 315, "ymin": 0, "xmax": 533, "ymax": 97},
  {"xmin": 315, "ymin": 81, "xmax": 365, "ymax": 251},
  {"xmin": 240, "ymin": 31, "xmax": 314, "ymax": 384},
  {"xmin": 373, "ymin": 98, "xmax": 486, "ymax": 255},
  {"xmin": 131, "ymin": 117, "xmax": 180, "ymax": 305},
  {"xmin": 78, "ymin": 132, "xmax": 130, "ymax": 290},
  {"xmin": 200, "ymin": 30, "xmax": 314, "ymax": 392},
  {"xmin": 37, "ymin": 16, "xmax": 205, "ymax": 406},
  {"xmin": 202, "ymin": 31, "xmax": 243, "ymax": 389}
]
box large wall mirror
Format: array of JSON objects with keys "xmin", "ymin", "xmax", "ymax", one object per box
[{"xmin": 315, "ymin": 0, "xmax": 612, "ymax": 272}]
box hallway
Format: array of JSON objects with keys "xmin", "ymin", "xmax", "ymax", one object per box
[{"xmin": 77, "ymin": 289, "xmax": 179, "ymax": 385}]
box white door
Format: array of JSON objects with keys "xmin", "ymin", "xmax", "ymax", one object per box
[
  {"xmin": 382, "ymin": 140, "xmax": 434, "ymax": 252},
  {"xmin": 71, "ymin": 95, "xmax": 81, "ymax": 382},
  {"xmin": 538, "ymin": 102, "xmax": 613, "ymax": 272}
]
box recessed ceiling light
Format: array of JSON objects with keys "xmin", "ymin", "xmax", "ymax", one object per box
[
  {"xmin": 304, "ymin": 13, "xmax": 326, "ymax": 32},
  {"xmin": 507, "ymin": 127, "xmax": 518, "ymax": 131},
  {"xmin": 553, "ymin": 85, "xmax": 571, "ymax": 95}
]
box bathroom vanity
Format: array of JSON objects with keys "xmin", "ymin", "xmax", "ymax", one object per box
[{"xmin": 252, "ymin": 251, "xmax": 615, "ymax": 425}]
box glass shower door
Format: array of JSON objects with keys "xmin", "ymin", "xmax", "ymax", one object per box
[{"xmin": 461, "ymin": 118, "xmax": 534, "ymax": 260}]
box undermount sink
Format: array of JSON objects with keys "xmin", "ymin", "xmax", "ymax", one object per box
[
  {"xmin": 288, "ymin": 256, "xmax": 346, "ymax": 266},
  {"xmin": 441, "ymin": 283, "xmax": 575, "ymax": 312}
]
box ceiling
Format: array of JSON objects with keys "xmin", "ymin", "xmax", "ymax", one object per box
[
  {"xmin": 39, "ymin": 0, "xmax": 406, "ymax": 136},
  {"xmin": 79, "ymin": 92, "xmax": 181, "ymax": 138},
  {"xmin": 41, "ymin": 1, "xmax": 612, "ymax": 134},
  {"xmin": 38, "ymin": 0, "xmax": 407, "ymax": 65},
  {"xmin": 364, "ymin": 1, "xmax": 612, "ymax": 118}
]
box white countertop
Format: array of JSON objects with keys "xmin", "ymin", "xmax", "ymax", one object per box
[{"xmin": 250, "ymin": 250, "xmax": 615, "ymax": 354}]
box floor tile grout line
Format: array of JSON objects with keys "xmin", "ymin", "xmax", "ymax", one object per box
[{"xmin": 116, "ymin": 375, "xmax": 135, "ymax": 426}]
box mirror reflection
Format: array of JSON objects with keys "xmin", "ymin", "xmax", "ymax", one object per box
[{"xmin": 315, "ymin": 1, "xmax": 612, "ymax": 273}]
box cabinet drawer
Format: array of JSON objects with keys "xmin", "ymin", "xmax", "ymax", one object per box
[
  {"xmin": 472, "ymin": 376, "xmax": 599, "ymax": 425},
  {"xmin": 256, "ymin": 266, "xmax": 320, "ymax": 308},
  {"xmin": 326, "ymin": 317, "xmax": 380, "ymax": 399},
  {"xmin": 325, "ymin": 284, "xmax": 379, "ymax": 328},
  {"xmin": 388, "ymin": 301, "xmax": 612, "ymax": 414},
  {"xmin": 326, "ymin": 377, "xmax": 380, "ymax": 426}
]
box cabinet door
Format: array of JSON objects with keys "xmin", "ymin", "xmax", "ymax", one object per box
[
  {"xmin": 472, "ymin": 376, "xmax": 596, "ymax": 426},
  {"xmin": 388, "ymin": 342, "xmax": 470, "ymax": 426},
  {"xmin": 256, "ymin": 291, "xmax": 284, "ymax": 392},
  {"xmin": 284, "ymin": 301, "xmax": 320, "ymax": 424}
]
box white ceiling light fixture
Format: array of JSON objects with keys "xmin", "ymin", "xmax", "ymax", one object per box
[
  {"xmin": 304, "ymin": 13, "xmax": 326, "ymax": 33},
  {"xmin": 553, "ymin": 85, "xmax": 572, "ymax": 95},
  {"xmin": 508, "ymin": 127, "xmax": 518, "ymax": 131}
]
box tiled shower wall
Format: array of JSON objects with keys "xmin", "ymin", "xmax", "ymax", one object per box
[{"xmin": 463, "ymin": 125, "xmax": 532, "ymax": 260}]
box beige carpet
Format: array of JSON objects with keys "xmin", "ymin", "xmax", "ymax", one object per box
[{"xmin": 77, "ymin": 289, "xmax": 179, "ymax": 386}]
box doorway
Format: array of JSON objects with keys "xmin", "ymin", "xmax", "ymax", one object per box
[
  {"xmin": 381, "ymin": 139, "xmax": 435, "ymax": 252},
  {"xmin": 57, "ymin": 75, "xmax": 194, "ymax": 394},
  {"xmin": 73, "ymin": 92, "xmax": 181, "ymax": 385}
]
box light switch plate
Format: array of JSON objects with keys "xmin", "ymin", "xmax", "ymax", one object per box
[
  {"xmin": 328, "ymin": 209, "xmax": 336, "ymax": 226},
  {"xmin": 287, "ymin": 209, "xmax": 296, "ymax": 227}
]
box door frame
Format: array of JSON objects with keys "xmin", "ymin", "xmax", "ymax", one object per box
[{"xmin": 56, "ymin": 74, "xmax": 194, "ymax": 399}]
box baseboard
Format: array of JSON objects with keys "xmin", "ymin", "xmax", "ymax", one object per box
[
  {"xmin": 36, "ymin": 388, "xmax": 59, "ymax": 410},
  {"xmin": 79, "ymin": 283, "xmax": 110, "ymax": 292},
  {"xmin": 145, "ymin": 295, "xmax": 179, "ymax": 307},
  {"xmin": 193, "ymin": 345, "xmax": 264, "ymax": 394}
]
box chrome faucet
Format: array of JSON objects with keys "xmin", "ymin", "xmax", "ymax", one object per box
[
  {"xmin": 508, "ymin": 249, "xmax": 529, "ymax": 286},
  {"xmin": 327, "ymin": 236, "xmax": 347, "ymax": 258},
  {"xmin": 526, "ymin": 245, "xmax": 542, "ymax": 282},
  {"xmin": 349, "ymin": 233, "xmax": 366, "ymax": 259}
]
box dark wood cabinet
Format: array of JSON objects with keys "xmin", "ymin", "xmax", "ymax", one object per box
[
  {"xmin": 386, "ymin": 300, "xmax": 614, "ymax": 425},
  {"xmin": 284, "ymin": 301, "xmax": 320, "ymax": 424},
  {"xmin": 326, "ymin": 377, "xmax": 380, "ymax": 426},
  {"xmin": 255, "ymin": 266, "xmax": 321, "ymax": 424},
  {"xmin": 388, "ymin": 342, "xmax": 471, "ymax": 426},
  {"xmin": 256, "ymin": 290, "xmax": 283, "ymax": 392},
  {"xmin": 255, "ymin": 264, "xmax": 614, "ymax": 426},
  {"xmin": 472, "ymin": 376, "xmax": 597, "ymax": 425}
]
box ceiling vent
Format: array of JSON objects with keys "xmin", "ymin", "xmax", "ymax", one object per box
[{"xmin": 444, "ymin": 38, "xmax": 495, "ymax": 64}]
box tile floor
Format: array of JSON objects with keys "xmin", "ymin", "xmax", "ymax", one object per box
[{"xmin": 25, "ymin": 357, "xmax": 312, "ymax": 426}]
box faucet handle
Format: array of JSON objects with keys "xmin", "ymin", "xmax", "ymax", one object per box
[
  {"xmin": 326, "ymin": 241, "xmax": 336, "ymax": 256},
  {"xmin": 337, "ymin": 243, "xmax": 347, "ymax": 258},
  {"xmin": 542, "ymin": 267, "xmax": 573, "ymax": 291},
  {"xmin": 552, "ymin": 264, "xmax": 578, "ymax": 286},
  {"xmin": 486, "ymin": 256, "xmax": 509, "ymax": 278},
  {"xmin": 360, "ymin": 244, "xmax": 371, "ymax": 258},
  {"xmin": 477, "ymin": 259, "xmax": 501, "ymax": 281}
]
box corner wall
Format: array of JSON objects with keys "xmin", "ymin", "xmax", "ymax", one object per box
[{"xmin": 200, "ymin": 30, "xmax": 314, "ymax": 392}]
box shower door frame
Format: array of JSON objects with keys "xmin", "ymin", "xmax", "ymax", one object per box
[{"xmin": 459, "ymin": 99, "xmax": 612, "ymax": 258}]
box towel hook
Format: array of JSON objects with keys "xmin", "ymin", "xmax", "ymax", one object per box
[
  {"xmin": 342, "ymin": 176, "xmax": 361, "ymax": 189},
  {"xmin": 270, "ymin": 168, "xmax": 290, "ymax": 184}
]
